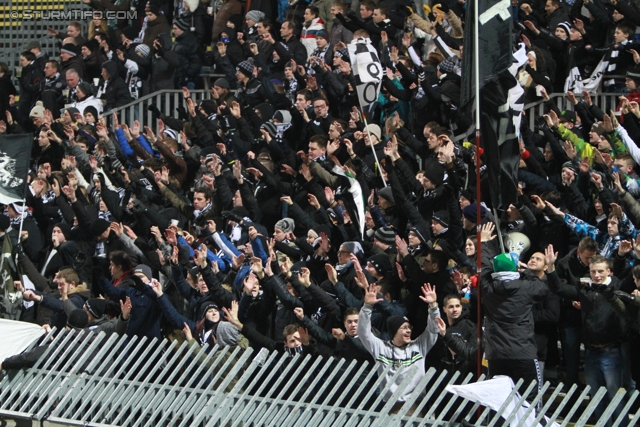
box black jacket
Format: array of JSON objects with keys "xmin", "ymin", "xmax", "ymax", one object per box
[
  {"xmin": 40, "ymin": 73, "xmax": 66, "ymax": 118},
  {"xmin": 272, "ymin": 36, "xmax": 308, "ymax": 68},
  {"xmin": 150, "ymin": 33, "xmax": 179, "ymax": 91},
  {"xmin": 547, "ymin": 271, "xmax": 626, "ymax": 347},
  {"xmin": 17, "ymin": 61, "xmax": 43, "ymax": 118},
  {"xmin": 555, "ymin": 247, "xmax": 590, "ymax": 327},
  {"xmin": 101, "ymin": 60, "xmax": 132, "ymax": 110},
  {"xmin": 437, "ymin": 308, "xmax": 477, "ymax": 375},
  {"xmin": 533, "ymin": 287, "xmax": 560, "ymax": 361},
  {"xmin": 480, "ymin": 243, "xmax": 550, "ymax": 360},
  {"xmin": 0, "ymin": 74, "xmax": 17, "ymax": 124},
  {"xmin": 235, "ymin": 77, "xmax": 266, "ymax": 109},
  {"xmin": 171, "ymin": 31, "xmax": 203, "ymax": 83}
]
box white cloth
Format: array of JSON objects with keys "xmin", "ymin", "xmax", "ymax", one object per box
[
  {"xmin": 445, "ymin": 376, "xmax": 560, "ymax": 427},
  {"xmin": 0, "ymin": 319, "xmax": 45, "ymax": 362}
]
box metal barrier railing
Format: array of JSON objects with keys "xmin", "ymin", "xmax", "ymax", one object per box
[
  {"xmin": 106, "ymin": 90, "xmax": 624, "ymax": 137},
  {"xmin": 103, "ymin": 90, "xmax": 213, "ymax": 133},
  {"xmin": 522, "ymin": 92, "xmax": 624, "ymax": 130},
  {"xmin": 0, "ymin": 329, "xmax": 638, "ymax": 426}
]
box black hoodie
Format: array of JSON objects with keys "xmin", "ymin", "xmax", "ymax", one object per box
[{"xmin": 101, "ymin": 60, "xmax": 132, "ymax": 110}]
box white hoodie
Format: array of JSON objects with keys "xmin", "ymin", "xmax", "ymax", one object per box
[{"xmin": 358, "ymin": 303, "xmax": 440, "ymax": 403}]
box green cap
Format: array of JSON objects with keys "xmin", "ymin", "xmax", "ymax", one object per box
[{"xmin": 492, "ymin": 253, "xmax": 517, "ymax": 273}]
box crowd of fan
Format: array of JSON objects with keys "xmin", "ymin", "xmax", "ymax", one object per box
[{"xmin": 2, "ymin": 0, "xmax": 640, "ymax": 421}]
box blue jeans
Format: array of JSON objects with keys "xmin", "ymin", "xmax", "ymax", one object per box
[
  {"xmin": 585, "ymin": 347, "xmax": 624, "ymax": 426},
  {"xmin": 560, "ymin": 325, "xmax": 582, "ymax": 386}
]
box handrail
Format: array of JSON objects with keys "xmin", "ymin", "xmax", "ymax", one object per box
[
  {"xmin": 104, "ymin": 90, "xmax": 625, "ymax": 135},
  {"xmin": 103, "ymin": 90, "xmax": 212, "ymax": 132}
]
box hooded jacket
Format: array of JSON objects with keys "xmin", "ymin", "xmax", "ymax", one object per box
[
  {"xmin": 150, "ymin": 33, "xmax": 180, "ymax": 91},
  {"xmin": 358, "ymin": 302, "xmax": 440, "ymax": 403},
  {"xmin": 38, "ymin": 283, "xmax": 91, "ymax": 332},
  {"xmin": 142, "ymin": 14, "xmax": 171, "ymax": 47},
  {"xmin": 171, "ymin": 29, "xmax": 203, "ymax": 81},
  {"xmin": 480, "ymin": 244, "xmax": 550, "ymax": 360},
  {"xmin": 101, "ymin": 60, "xmax": 132, "ymax": 110}
]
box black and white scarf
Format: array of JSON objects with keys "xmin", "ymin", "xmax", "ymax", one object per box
[{"xmin": 193, "ymin": 202, "xmax": 212, "ymax": 219}]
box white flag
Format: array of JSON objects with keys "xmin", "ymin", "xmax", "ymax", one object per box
[
  {"xmin": 564, "ymin": 54, "xmax": 609, "ymax": 94},
  {"xmin": 348, "ymin": 38, "xmax": 382, "ymax": 107}
]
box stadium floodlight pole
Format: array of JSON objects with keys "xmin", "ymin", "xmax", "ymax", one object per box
[{"xmin": 473, "ymin": 0, "xmax": 483, "ymax": 381}]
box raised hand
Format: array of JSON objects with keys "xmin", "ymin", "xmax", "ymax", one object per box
[
  {"xmin": 350, "ymin": 253, "xmax": 362, "ymax": 272},
  {"xmin": 110, "ymin": 222, "xmax": 124, "ymax": 237},
  {"xmin": 452, "ymin": 270, "xmax": 464, "ymax": 290},
  {"xmin": 544, "ymin": 244, "xmax": 557, "ymax": 272},
  {"xmin": 609, "ymin": 109, "xmax": 620, "ymax": 129},
  {"xmin": 544, "ymin": 200, "xmax": 565, "ymax": 217},
  {"xmin": 565, "ymin": 91, "xmax": 578, "ymax": 105},
  {"xmin": 293, "ymin": 307, "xmax": 304, "ymax": 320},
  {"xmin": 232, "ymin": 253, "xmax": 245, "ymax": 271},
  {"xmin": 590, "ymin": 172, "xmax": 604, "ymax": 190},
  {"xmin": 120, "ymin": 296, "xmax": 132, "ymax": 320},
  {"xmin": 611, "ymin": 202, "xmax": 624, "ymax": 218},
  {"xmin": 364, "ymin": 283, "xmax": 382, "ymax": 306},
  {"xmin": 480, "ymin": 222, "xmax": 496, "ymax": 243},
  {"xmin": 298, "ymin": 267, "xmax": 311, "ymax": 287},
  {"xmin": 396, "ymin": 235, "xmax": 409, "ymax": 257},
  {"xmin": 619, "ymin": 240, "xmax": 633, "ymax": 257},
  {"xmin": 150, "ymin": 279, "xmax": 163, "ymax": 297},
  {"xmin": 222, "ymin": 301, "xmax": 243, "ymax": 331},
  {"xmin": 418, "ymin": 283, "xmax": 437, "ymax": 306},
  {"xmin": 128, "ymin": 120, "xmax": 140, "ymax": 138},
  {"xmin": 307, "ymin": 193, "xmax": 320, "ymax": 209},
  {"xmin": 396, "ymin": 262, "xmax": 407, "ymax": 282},
  {"xmin": 183, "ymin": 322, "xmax": 193, "ymax": 341},
  {"xmin": 298, "ymin": 327, "xmax": 311, "ymax": 345},
  {"xmin": 325, "ymin": 264, "xmax": 338, "ymax": 285},
  {"xmin": 164, "ymin": 227, "xmax": 177, "ymax": 246}
]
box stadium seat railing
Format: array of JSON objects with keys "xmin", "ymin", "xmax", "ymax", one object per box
[{"xmin": 0, "ymin": 328, "xmax": 637, "ymax": 427}]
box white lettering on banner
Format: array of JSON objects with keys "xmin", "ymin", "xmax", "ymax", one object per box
[
  {"xmin": 479, "ymin": 0, "xmax": 511, "ymax": 25},
  {"xmin": 564, "ymin": 55, "xmax": 609, "ymax": 94},
  {"xmin": 0, "ymin": 154, "xmax": 23, "ymax": 188}
]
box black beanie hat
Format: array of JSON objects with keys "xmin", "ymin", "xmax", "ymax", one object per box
[
  {"xmin": 67, "ymin": 309, "xmax": 89, "ymax": 329},
  {"xmin": 460, "ymin": 188, "xmax": 475, "ymax": 204},
  {"xmin": 90, "ymin": 218, "xmax": 111, "ymax": 236},
  {"xmin": 367, "ymin": 253, "xmax": 391, "ymax": 276},
  {"xmin": 422, "ymin": 161, "xmax": 445, "ymax": 187},
  {"xmin": 54, "ymin": 223, "xmax": 73, "ymax": 241},
  {"xmin": 122, "ymin": 26, "xmax": 138, "ymax": 41},
  {"xmin": 85, "ymin": 298, "xmax": 107, "ymax": 319},
  {"xmin": 199, "ymin": 302, "xmax": 220, "ymax": 319},
  {"xmin": 83, "ymin": 105, "xmax": 99, "ymax": 121},
  {"xmin": 147, "ymin": 3, "xmax": 161, "ymax": 16},
  {"xmin": 432, "ymin": 210, "xmax": 450, "ymax": 228},
  {"xmin": 387, "ymin": 315, "xmax": 409, "ymax": 339},
  {"xmin": 199, "ymin": 99, "xmax": 217, "ymax": 115}
]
